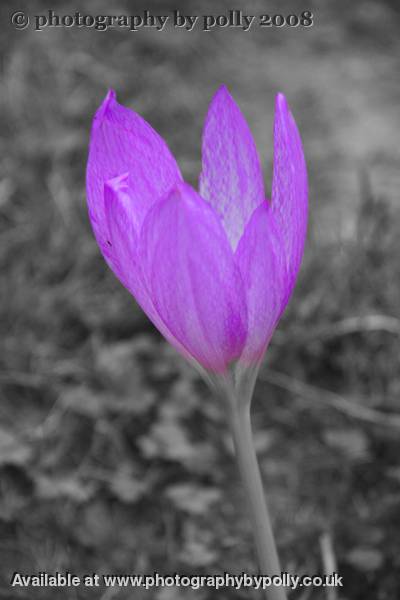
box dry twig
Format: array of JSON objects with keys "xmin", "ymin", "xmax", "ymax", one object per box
[
  {"xmin": 274, "ymin": 314, "xmax": 400, "ymax": 345},
  {"xmin": 261, "ymin": 369, "xmax": 400, "ymax": 429},
  {"xmin": 320, "ymin": 532, "xmax": 338, "ymax": 600}
]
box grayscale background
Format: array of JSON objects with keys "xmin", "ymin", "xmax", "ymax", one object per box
[{"xmin": 1, "ymin": 0, "xmax": 399, "ymax": 598}]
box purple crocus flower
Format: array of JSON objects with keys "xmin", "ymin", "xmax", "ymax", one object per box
[{"xmin": 86, "ymin": 86, "xmax": 307, "ymax": 376}]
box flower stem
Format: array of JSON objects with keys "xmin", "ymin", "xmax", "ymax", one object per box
[{"xmin": 229, "ymin": 399, "xmax": 287, "ymax": 600}]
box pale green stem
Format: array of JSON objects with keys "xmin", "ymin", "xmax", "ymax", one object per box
[{"xmin": 228, "ymin": 393, "xmax": 287, "ymax": 600}]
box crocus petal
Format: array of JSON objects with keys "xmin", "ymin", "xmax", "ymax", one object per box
[
  {"xmin": 235, "ymin": 202, "xmax": 287, "ymax": 363},
  {"xmin": 199, "ymin": 85, "xmax": 265, "ymax": 250},
  {"xmin": 103, "ymin": 173, "xmax": 141, "ymax": 291},
  {"xmin": 104, "ymin": 175, "xmax": 193, "ymax": 363},
  {"xmin": 86, "ymin": 89, "xmax": 182, "ymax": 269},
  {"xmin": 139, "ymin": 182, "xmax": 248, "ymax": 372},
  {"xmin": 272, "ymin": 94, "xmax": 308, "ymax": 296}
]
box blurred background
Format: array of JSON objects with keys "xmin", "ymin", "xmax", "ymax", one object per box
[{"xmin": 1, "ymin": 0, "xmax": 400, "ymax": 598}]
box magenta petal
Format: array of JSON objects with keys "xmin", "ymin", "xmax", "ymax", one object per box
[
  {"xmin": 139, "ymin": 182, "xmax": 248, "ymax": 372},
  {"xmin": 199, "ymin": 86, "xmax": 265, "ymax": 250},
  {"xmin": 86, "ymin": 90, "xmax": 182, "ymax": 270},
  {"xmin": 272, "ymin": 94, "xmax": 308, "ymax": 295},
  {"xmin": 104, "ymin": 174, "xmax": 140, "ymax": 291},
  {"xmin": 104, "ymin": 175, "xmax": 193, "ymax": 362},
  {"xmin": 235, "ymin": 202, "xmax": 287, "ymax": 363}
]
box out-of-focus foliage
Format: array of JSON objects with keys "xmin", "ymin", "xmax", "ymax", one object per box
[{"xmin": 1, "ymin": 0, "xmax": 400, "ymax": 598}]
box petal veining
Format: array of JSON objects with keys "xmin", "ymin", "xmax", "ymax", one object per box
[
  {"xmin": 199, "ymin": 85, "xmax": 265, "ymax": 251},
  {"xmin": 86, "ymin": 89, "xmax": 182, "ymax": 270},
  {"xmin": 139, "ymin": 181, "xmax": 248, "ymax": 372},
  {"xmin": 104, "ymin": 175, "xmax": 193, "ymax": 362},
  {"xmin": 272, "ymin": 93, "xmax": 308, "ymax": 296},
  {"xmin": 235, "ymin": 201, "xmax": 287, "ymax": 363}
]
